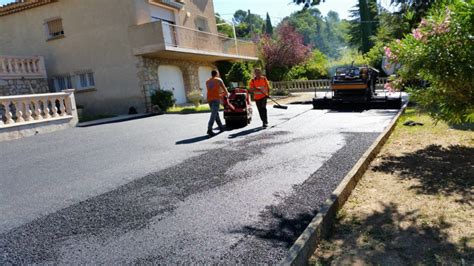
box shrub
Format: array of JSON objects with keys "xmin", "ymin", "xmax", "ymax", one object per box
[
  {"xmin": 326, "ymin": 48, "xmax": 368, "ymax": 77},
  {"xmin": 187, "ymin": 88, "xmax": 203, "ymax": 107},
  {"xmin": 259, "ymin": 22, "xmax": 311, "ymax": 81},
  {"xmin": 286, "ymin": 50, "xmax": 329, "ymax": 80},
  {"xmin": 226, "ymin": 62, "xmax": 252, "ymax": 86},
  {"xmin": 387, "ymin": 1, "xmax": 474, "ymax": 124},
  {"xmin": 215, "ymin": 61, "xmax": 233, "ymax": 86},
  {"xmin": 266, "ymin": 66, "xmax": 289, "ymax": 82},
  {"xmin": 150, "ymin": 89, "xmax": 175, "ymax": 112}
]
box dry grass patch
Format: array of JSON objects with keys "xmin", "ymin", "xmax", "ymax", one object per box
[{"xmin": 311, "ymin": 108, "xmax": 473, "ymax": 265}]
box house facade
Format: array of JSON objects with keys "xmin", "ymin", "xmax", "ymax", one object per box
[{"xmin": 0, "ymin": 0, "xmax": 257, "ymax": 115}]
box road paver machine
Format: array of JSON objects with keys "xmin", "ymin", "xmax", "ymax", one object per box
[{"xmin": 313, "ymin": 63, "xmax": 402, "ymax": 109}]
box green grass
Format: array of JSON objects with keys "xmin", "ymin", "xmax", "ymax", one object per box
[
  {"xmin": 166, "ymin": 104, "xmax": 223, "ymax": 114},
  {"xmin": 390, "ymin": 107, "xmax": 473, "ymax": 146},
  {"xmin": 396, "ymin": 108, "xmax": 449, "ymax": 134}
]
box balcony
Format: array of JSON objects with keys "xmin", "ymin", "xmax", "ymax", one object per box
[
  {"xmin": 129, "ymin": 21, "xmax": 258, "ymax": 62},
  {"xmin": 0, "ymin": 55, "xmax": 47, "ymax": 79}
]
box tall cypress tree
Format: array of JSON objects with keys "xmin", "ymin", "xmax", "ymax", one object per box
[
  {"xmin": 265, "ymin": 12, "xmax": 273, "ymax": 35},
  {"xmin": 359, "ymin": 0, "xmax": 371, "ymax": 53},
  {"xmin": 349, "ymin": 0, "xmax": 378, "ymax": 53}
]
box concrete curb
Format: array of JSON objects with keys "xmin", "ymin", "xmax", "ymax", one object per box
[
  {"xmin": 77, "ymin": 113, "xmax": 155, "ymax": 127},
  {"xmin": 280, "ymin": 104, "xmax": 407, "ymax": 266}
]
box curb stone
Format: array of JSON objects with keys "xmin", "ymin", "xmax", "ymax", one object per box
[
  {"xmin": 77, "ymin": 113, "xmax": 154, "ymax": 127},
  {"xmin": 280, "ymin": 104, "xmax": 407, "ymax": 266}
]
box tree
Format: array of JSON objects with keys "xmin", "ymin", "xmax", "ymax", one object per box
[
  {"xmin": 348, "ymin": 0, "xmax": 378, "ymax": 53},
  {"xmin": 226, "ymin": 62, "xmax": 252, "ymax": 86},
  {"xmin": 215, "ymin": 13, "xmax": 234, "ymax": 38},
  {"xmin": 265, "ymin": 13, "xmax": 273, "ymax": 35},
  {"xmin": 233, "ymin": 10, "xmax": 248, "ymax": 24},
  {"xmin": 286, "ymin": 50, "xmax": 329, "ymax": 80},
  {"xmin": 364, "ymin": 0, "xmax": 442, "ymax": 74},
  {"xmin": 390, "ymin": 0, "xmax": 437, "ymax": 28},
  {"xmin": 387, "ymin": 0, "xmax": 474, "ymax": 124},
  {"xmin": 285, "ymin": 8, "xmax": 349, "ymax": 58},
  {"xmin": 292, "ymin": 0, "xmax": 326, "ymax": 8},
  {"xmin": 259, "ymin": 22, "xmax": 312, "ymax": 81},
  {"xmin": 232, "ymin": 9, "xmax": 265, "ymax": 38}
]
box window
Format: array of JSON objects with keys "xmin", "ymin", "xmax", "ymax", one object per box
[
  {"xmin": 195, "ymin": 16, "xmax": 209, "ymax": 32},
  {"xmin": 52, "ymin": 71, "xmax": 96, "ymax": 91},
  {"xmin": 52, "ymin": 75, "xmax": 73, "ymax": 91},
  {"xmin": 45, "ymin": 18, "xmax": 64, "ymax": 40},
  {"xmin": 76, "ymin": 71, "xmax": 95, "ymax": 90}
]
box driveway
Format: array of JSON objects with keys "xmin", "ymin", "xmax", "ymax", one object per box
[{"xmin": 0, "ymin": 104, "xmax": 400, "ymax": 264}]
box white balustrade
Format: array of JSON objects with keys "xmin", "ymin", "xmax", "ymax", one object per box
[
  {"xmin": 0, "ymin": 55, "xmax": 47, "ymax": 79},
  {"xmin": 271, "ymin": 78, "xmax": 389, "ymax": 93},
  {"xmin": 0, "ymin": 90, "xmax": 77, "ymax": 128}
]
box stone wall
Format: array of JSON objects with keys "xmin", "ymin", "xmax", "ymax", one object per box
[
  {"xmin": 136, "ymin": 56, "xmax": 215, "ymax": 112},
  {"xmin": 0, "ymin": 78, "xmax": 50, "ymax": 96}
]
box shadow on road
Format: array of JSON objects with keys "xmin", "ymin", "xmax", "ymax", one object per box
[
  {"xmin": 314, "ymin": 202, "xmax": 473, "ymax": 264},
  {"xmin": 228, "ymin": 127, "xmax": 264, "ymax": 139},
  {"xmin": 372, "ymin": 144, "xmax": 474, "ymax": 204},
  {"xmin": 175, "ymin": 135, "xmax": 209, "ymax": 145},
  {"xmin": 231, "ymin": 208, "xmax": 318, "ymax": 248}
]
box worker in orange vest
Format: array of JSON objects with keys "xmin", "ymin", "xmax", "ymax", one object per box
[
  {"xmin": 249, "ymin": 68, "xmax": 270, "ymax": 128},
  {"xmin": 206, "ymin": 70, "xmax": 229, "ymax": 136}
]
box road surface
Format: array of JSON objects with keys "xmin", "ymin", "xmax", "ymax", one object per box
[{"xmin": 0, "ymin": 104, "xmax": 400, "ymax": 264}]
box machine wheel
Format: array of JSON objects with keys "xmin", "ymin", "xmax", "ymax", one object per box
[{"xmin": 225, "ymin": 119, "xmax": 235, "ymax": 129}]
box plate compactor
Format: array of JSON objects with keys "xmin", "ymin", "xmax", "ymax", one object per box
[
  {"xmin": 313, "ymin": 65, "xmax": 402, "ymax": 109},
  {"xmin": 223, "ymin": 88, "xmax": 253, "ymax": 128}
]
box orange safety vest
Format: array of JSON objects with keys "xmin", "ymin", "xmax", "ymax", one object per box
[
  {"xmin": 206, "ymin": 78, "xmax": 223, "ymax": 102},
  {"xmin": 249, "ymin": 76, "xmax": 270, "ymax": 100}
]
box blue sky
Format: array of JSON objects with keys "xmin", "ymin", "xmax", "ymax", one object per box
[
  {"xmin": 1, "ymin": 0, "xmax": 396, "ymax": 22},
  {"xmin": 214, "ymin": 0, "xmax": 397, "ymax": 23}
]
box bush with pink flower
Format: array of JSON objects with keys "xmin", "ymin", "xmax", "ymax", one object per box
[{"xmin": 387, "ymin": 0, "xmax": 473, "ymax": 124}]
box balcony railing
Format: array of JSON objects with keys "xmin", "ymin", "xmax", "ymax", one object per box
[
  {"xmin": 129, "ymin": 21, "xmax": 258, "ymax": 60},
  {"xmin": 0, "ymin": 55, "xmax": 47, "ymax": 79},
  {"xmin": 162, "ymin": 22, "xmax": 257, "ymax": 58}
]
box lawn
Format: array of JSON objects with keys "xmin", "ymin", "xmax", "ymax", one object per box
[
  {"xmin": 311, "ymin": 108, "xmax": 474, "ymax": 265},
  {"xmin": 166, "ymin": 104, "xmax": 223, "ymax": 114}
]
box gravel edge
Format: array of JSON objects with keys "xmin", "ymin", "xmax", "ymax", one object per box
[{"xmin": 280, "ymin": 105, "xmax": 407, "ymax": 266}]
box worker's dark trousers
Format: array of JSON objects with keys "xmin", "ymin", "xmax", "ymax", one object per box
[{"xmin": 255, "ymin": 98, "xmax": 268, "ymax": 125}]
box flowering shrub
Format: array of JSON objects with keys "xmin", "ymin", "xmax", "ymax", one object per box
[
  {"xmin": 387, "ymin": 1, "xmax": 474, "ymax": 124},
  {"xmin": 259, "ymin": 22, "xmax": 311, "ymax": 81}
]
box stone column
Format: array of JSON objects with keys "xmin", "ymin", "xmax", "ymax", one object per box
[
  {"xmin": 62, "ymin": 89, "xmax": 78, "ymax": 126},
  {"xmin": 180, "ymin": 62, "xmax": 199, "ymax": 98}
]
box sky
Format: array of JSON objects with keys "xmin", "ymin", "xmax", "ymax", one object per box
[
  {"xmin": 214, "ymin": 0, "xmax": 397, "ymax": 23},
  {"xmin": 0, "ymin": 0, "xmax": 396, "ymax": 22}
]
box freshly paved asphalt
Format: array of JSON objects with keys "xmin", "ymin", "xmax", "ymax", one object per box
[{"xmin": 0, "ymin": 104, "xmax": 399, "ymax": 264}]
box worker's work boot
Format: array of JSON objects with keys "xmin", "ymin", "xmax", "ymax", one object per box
[
  {"xmin": 207, "ymin": 129, "xmax": 215, "ymax": 136},
  {"xmin": 218, "ymin": 125, "xmax": 225, "ymax": 132}
]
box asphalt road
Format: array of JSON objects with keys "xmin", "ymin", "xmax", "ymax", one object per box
[{"xmin": 0, "ymin": 104, "xmax": 400, "ymax": 264}]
